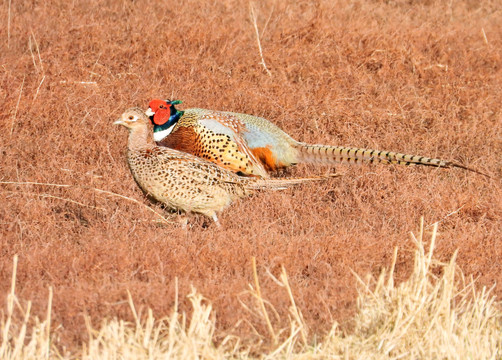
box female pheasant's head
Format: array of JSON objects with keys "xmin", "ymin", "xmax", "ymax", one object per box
[
  {"xmin": 145, "ymin": 99, "xmax": 184, "ymax": 142},
  {"xmin": 114, "ymin": 108, "xmax": 150, "ymax": 130}
]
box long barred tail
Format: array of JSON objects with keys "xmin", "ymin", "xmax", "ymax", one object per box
[
  {"xmin": 247, "ymin": 173, "xmax": 341, "ymax": 190},
  {"xmin": 295, "ymin": 142, "xmax": 490, "ymax": 177}
]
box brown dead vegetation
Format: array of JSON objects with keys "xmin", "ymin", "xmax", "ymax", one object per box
[{"xmin": 0, "ymin": 0, "xmax": 501, "ymax": 351}]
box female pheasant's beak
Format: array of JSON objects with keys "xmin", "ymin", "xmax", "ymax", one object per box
[
  {"xmin": 145, "ymin": 108, "xmax": 155, "ymax": 117},
  {"xmin": 113, "ymin": 118, "xmax": 124, "ymax": 125}
]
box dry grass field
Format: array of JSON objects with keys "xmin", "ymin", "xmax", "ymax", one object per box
[{"xmin": 1, "ymin": 0, "xmax": 501, "ymax": 356}]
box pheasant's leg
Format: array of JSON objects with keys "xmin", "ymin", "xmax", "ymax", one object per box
[
  {"xmin": 177, "ymin": 215, "xmax": 188, "ymax": 229},
  {"xmin": 211, "ymin": 213, "xmax": 221, "ymax": 228}
]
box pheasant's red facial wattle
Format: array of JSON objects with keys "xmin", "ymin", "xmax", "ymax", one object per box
[
  {"xmin": 153, "ymin": 110, "xmax": 170, "ymax": 126},
  {"xmin": 148, "ymin": 99, "xmax": 171, "ymax": 126}
]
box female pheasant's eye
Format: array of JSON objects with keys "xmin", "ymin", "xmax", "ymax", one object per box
[{"xmin": 128, "ymin": 115, "xmax": 134, "ymax": 120}]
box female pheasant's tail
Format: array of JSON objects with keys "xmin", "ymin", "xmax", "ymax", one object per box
[
  {"xmin": 295, "ymin": 142, "xmax": 490, "ymax": 177},
  {"xmin": 246, "ymin": 173, "xmax": 341, "ymax": 191}
]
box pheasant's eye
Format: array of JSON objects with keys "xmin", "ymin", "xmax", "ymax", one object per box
[
  {"xmin": 159, "ymin": 104, "xmax": 165, "ymax": 109},
  {"xmin": 128, "ymin": 115, "xmax": 134, "ymax": 120}
]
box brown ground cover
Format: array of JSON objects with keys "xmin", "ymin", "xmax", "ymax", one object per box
[{"xmin": 0, "ymin": 0, "xmax": 501, "ymax": 351}]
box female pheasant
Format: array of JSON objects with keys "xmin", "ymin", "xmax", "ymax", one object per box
[
  {"xmin": 114, "ymin": 108, "xmax": 336, "ymax": 225},
  {"xmin": 146, "ymin": 99, "xmax": 487, "ymax": 178}
]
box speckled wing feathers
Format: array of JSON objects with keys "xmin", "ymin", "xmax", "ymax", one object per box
[
  {"xmin": 197, "ymin": 110, "xmax": 269, "ymax": 177},
  {"xmin": 164, "ymin": 109, "xmax": 269, "ymax": 177},
  {"xmin": 127, "ymin": 147, "xmax": 246, "ymax": 218}
]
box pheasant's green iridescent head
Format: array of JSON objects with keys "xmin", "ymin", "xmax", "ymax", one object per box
[{"xmin": 145, "ymin": 99, "xmax": 185, "ymax": 141}]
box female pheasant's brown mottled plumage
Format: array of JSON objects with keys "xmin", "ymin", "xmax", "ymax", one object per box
[{"xmin": 114, "ymin": 108, "xmax": 336, "ymax": 225}]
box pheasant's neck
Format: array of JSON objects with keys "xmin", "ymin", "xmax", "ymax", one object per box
[
  {"xmin": 128, "ymin": 124, "xmax": 156, "ymax": 151},
  {"xmin": 153, "ymin": 110, "xmax": 184, "ymax": 141}
]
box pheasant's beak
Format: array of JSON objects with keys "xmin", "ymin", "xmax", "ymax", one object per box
[
  {"xmin": 113, "ymin": 118, "xmax": 124, "ymax": 125},
  {"xmin": 145, "ymin": 108, "xmax": 155, "ymax": 117}
]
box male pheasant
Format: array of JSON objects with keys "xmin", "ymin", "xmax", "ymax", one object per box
[
  {"xmin": 146, "ymin": 99, "xmax": 487, "ymax": 178},
  {"xmin": 114, "ymin": 108, "xmax": 337, "ymax": 225}
]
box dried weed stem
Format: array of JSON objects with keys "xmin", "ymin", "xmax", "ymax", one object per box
[
  {"xmin": 7, "ymin": 0, "xmax": 11, "ymax": 48},
  {"xmin": 250, "ymin": 4, "xmax": 272, "ymax": 77},
  {"xmin": 0, "ymin": 181, "xmax": 174, "ymax": 225},
  {"xmin": 251, "ymin": 256, "xmax": 277, "ymax": 344},
  {"xmin": 10, "ymin": 77, "xmax": 25, "ymax": 136}
]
